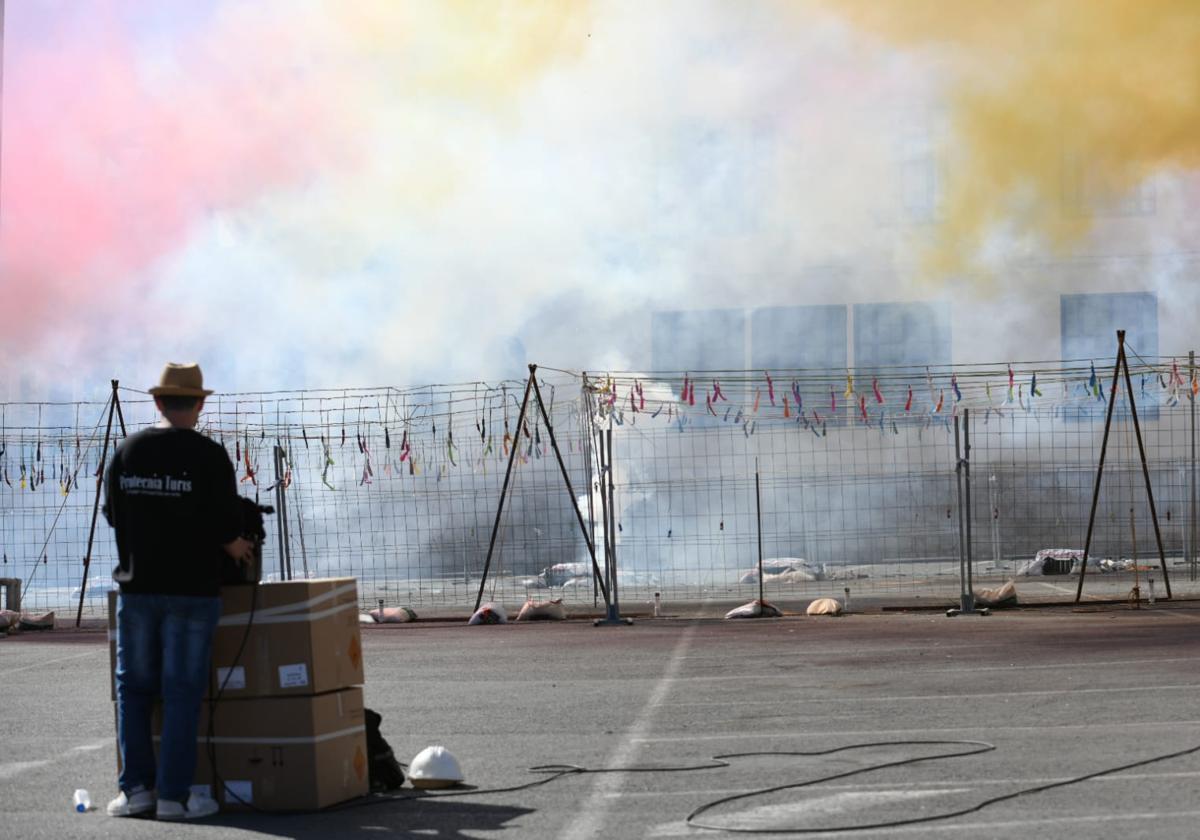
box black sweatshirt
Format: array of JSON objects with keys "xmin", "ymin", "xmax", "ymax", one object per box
[{"xmin": 104, "ymin": 426, "xmax": 242, "ymax": 597}]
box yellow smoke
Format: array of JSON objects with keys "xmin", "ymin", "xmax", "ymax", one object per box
[
  {"xmin": 235, "ymin": 0, "xmax": 594, "ymax": 274},
  {"xmin": 328, "ymin": 1, "xmax": 592, "ymax": 101},
  {"xmin": 822, "ymin": 0, "xmax": 1200, "ymax": 276}
]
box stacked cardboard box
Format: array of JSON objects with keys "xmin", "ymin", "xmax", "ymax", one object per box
[{"xmin": 109, "ymin": 579, "xmax": 368, "ymax": 810}]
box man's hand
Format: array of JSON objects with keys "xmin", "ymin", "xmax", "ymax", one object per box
[{"xmin": 223, "ymin": 536, "xmax": 256, "ymax": 566}]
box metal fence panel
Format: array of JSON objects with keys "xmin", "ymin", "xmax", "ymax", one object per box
[{"xmin": 3, "ymin": 357, "xmax": 1198, "ymax": 619}]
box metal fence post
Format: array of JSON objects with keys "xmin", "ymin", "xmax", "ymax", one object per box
[
  {"xmin": 273, "ymin": 445, "xmax": 292, "ymax": 580},
  {"xmin": 954, "ymin": 411, "xmax": 975, "ymax": 613},
  {"xmin": 1191, "ymin": 350, "xmax": 1197, "ymax": 582},
  {"xmin": 964, "ymin": 409, "xmax": 975, "ymax": 606},
  {"xmin": 75, "ymin": 381, "xmax": 119, "ymax": 627},
  {"xmin": 595, "ymin": 421, "xmax": 630, "ymax": 626}
]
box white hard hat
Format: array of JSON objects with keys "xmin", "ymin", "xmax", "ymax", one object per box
[{"xmin": 408, "ymin": 745, "xmax": 465, "ymax": 789}]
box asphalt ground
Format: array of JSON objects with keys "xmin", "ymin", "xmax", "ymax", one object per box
[{"xmin": 4, "ymin": 602, "xmax": 1200, "ymax": 839}]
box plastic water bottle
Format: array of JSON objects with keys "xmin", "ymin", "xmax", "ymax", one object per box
[
  {"xmin": 1148, "ymin": 578, "xmax": 1156, "ymax": 605},
  {"xmin": 843, "ymin": 587, "xmax": 851, "ymax": 613},
  {"xmin": 653, "ymin": 593, "xmax": 661, "ymax": 617},
  {"xmin": 73, "ymin": 789, "xmax": 91, "ymax": 812}
]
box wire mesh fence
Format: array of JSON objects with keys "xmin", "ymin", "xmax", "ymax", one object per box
[
  {"xmin": 3, "ymin": 352, "xmax": 1199, "ymax": 619},
  {"xmin": 1, "ymin": 374, "xmax": 598, "ymax": 617},
  {"xmin": 584, "ymin": 354, "xmax": 1200, "ymax": 608}
]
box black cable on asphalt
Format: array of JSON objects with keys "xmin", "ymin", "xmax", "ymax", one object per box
[{"xmin": 324, "ymin": 737, "xmax": 1200, "ymax": 836}]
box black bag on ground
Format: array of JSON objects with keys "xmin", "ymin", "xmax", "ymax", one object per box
[{"xmin": 365, "ymin": 708, "xmax": 406, "ymax": 791}]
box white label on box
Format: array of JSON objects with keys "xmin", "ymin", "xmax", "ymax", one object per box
[
  {"xmin": 278, "ymin": 662, "xmax": 309, "ymax": 688},
  {"xmin": 216, "ymin": 666, "xmax": 246, "ymax": 691},
  {"xmin": 223, "ymin": 780, "xmax": 253, "ymax": 804}
]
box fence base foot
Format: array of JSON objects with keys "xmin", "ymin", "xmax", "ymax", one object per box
[
  {"xmin": 594, "ymin": 616, "xmax": 634, "ymax": 627},
  {"xmin": 946, "ymin": 607, "xmax": 990, "ymax": 618}
]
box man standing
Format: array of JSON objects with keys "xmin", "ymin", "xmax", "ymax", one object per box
[{"xmin": 104, "ymin": 363, "xmax": 254, "ymax": 820}]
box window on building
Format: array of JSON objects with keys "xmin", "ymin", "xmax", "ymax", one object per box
[
  {"xmin": 853, "ymin": 301, "xmax": 952, "ymax": 404},
  {"xmin": 750, "ymin": 305, "xmax": 848, "ymax": 371},
  {"xmin": 896, "ymin": 110, "xmax": 946, "ymax": 224},
  {"xmin": 1061, "ymin": 292, "xmax": 1159, "ymax": 420},
  {"xmin": 1060, "ymin": 292, "xmax": 1157, "ymax": 362},
  {"xmin": 650, "ymin": 309, "xmax": 746, "ymax": 373}
]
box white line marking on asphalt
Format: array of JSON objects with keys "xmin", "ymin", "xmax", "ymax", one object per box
[
  {"xmin": 610, "ymin": 769, "xmax": 1200, "ymax": 798},
  {"xmin": 836, "ymin": 808, "xmax": 1200, "ymax": 836},
  {"xmin": 634, "ymin": 718, "xmax": 1200, "ymax": 742},
  {"xmin": 659, "ymin": 654, "xmax": 1200, "ymax": 680},
  {"xmin": 920, "ymin": 654, "xmax": 1200, "ymax": 674},
  {"xmin": 701, "ymin": 789, "xmax": 970, "ymax": 831},
  {"xmin": 560, "ymin": 623, "xmax": 697, "ymax": 840},
  {"xmin": 0, "ymin": 760, "xmax": 52, "ymax": 780},
  {"xmin": 671, "ymin": 683, "xmax": 1200, "ymax": 705},
  {"xmin": 3, "ymin": 650, "xmax": 95, "ymax": 676},
  {"xmin": 71, "ymin": 740, "xmax": 110, "ymax": 753},
  {"xmin": 676, "ymin": 644, "xmax": 997, "ymax": 661},
  {"xmin": 0, "ymin": 739, "xmax": 113, "ymax": 785},
  {"xmin": 650, "ymin": 808, "xmax": 1200, "ymax": 837}
]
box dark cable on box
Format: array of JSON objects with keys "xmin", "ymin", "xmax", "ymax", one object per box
[{"xmin": 204, "ymin": 579, "xmax": 265, "ymax": 813}]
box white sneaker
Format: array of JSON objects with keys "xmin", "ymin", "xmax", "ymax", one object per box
[
  {"xmin": 156, "ymin": 792, "xmax": 220, "ymax": 821},
  {"xmin": 107, "ymin": 787, "xmax": 156, "ymax": 817}
]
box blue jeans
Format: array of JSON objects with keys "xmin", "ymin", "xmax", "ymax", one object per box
[{"xmin": 115, "ymin": 592, "xmax": 221, "ymax": 802}]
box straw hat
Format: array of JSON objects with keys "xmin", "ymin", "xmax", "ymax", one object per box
[{"xmin": 148, "ymin": 362, "xmax": 214, "ymax": 397}]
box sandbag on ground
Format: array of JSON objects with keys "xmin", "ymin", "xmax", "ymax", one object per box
[
  {"xmin": 370, "ymin": 606, "xmax": 417, "ymax": 623},
  {"xmin": 468, "ymin": 603, "xmax": 508, "ymax": 625},
  {"xmin": 724, "ymin": 600, "xmax": 782, "ymax": 619},
  {"xmin": 974, "ymin": 580, "xmax": 1018, "ymax": 608},
  {"xmin": 19, "ymin": 611, "xmax": 54, "ymax": 631},
  {"xmin": 806, "ymin": 598, "xmax": 844, "ymax": 616},
  {"xmin": 515, "ymin": 599, "xmax": 567, "ymax": 621}
]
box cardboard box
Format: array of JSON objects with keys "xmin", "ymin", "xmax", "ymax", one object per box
[
  {"xmin": 109, "ymin": 580, "xmax": 365, "ymax": 701},
  {"xmin": 210, "ymin": 579, "xmax": 364, "ymax": 699},
  {"xmin": 113, "ymin": 688, "xmax": 369, "ymax": 811},
  {"xmin": 198, "ymin": 687, "xmax": 369, "ymax": 810}
]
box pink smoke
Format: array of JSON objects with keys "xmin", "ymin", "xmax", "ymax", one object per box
[{"xmin": 0, "ymin": 3, "xmax": 349, "ymax": 339}]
